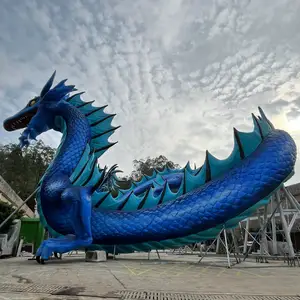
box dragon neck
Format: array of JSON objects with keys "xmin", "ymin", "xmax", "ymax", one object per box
[{"xmin": 44, "ymin": 101, "xmax": 91, "ymax": 180}]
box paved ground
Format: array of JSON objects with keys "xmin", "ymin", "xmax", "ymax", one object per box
[{"xmin": 0, "ymin": 252, "xmax": 300, "ymax": 299}]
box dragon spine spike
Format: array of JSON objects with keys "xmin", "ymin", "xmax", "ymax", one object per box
[
  {"xmin": 90, "ymin": 114, "xmax": 116, "ymax": 127},
  {"xmin": 204, "ymin": 150, "xmax": 212, "ymax": 183},
  {"xmin": 85, "ymin": 105, "xmax": 108, "ymax": 117},
  {"xmin": 258, "ymin": 106, "xmax": 275, "ymax": 129},
  {"xmin": 76, "ymin": 100, "xmax": 95, "ymax": 108},
  {"xmin": 117, "ymin": 191, "xmax": 133, "ymax": 210},
  {"xmin": 93, "ymin": 191, "xmax": 111, "ymax": 208},
  {"xmin": 155, "ymin": 174, "xmax": 166, "ymax": 185},
  {"xmin": 91, "ymin": 126, "xmax": 121, "ymax": 139},
  {"xmin": 91, "ymin": 168, "xmax": 107, "ymax": 193},
  {"xmin": 93, "ymin": 141, "xmax": 118, "ymax": 154},
  {"xmin": 233, "ymin": 127, "xmax": 246, "ymax": 159},
  {"xmin": 65, "ymin": 92, "xmax": 86, "ymax": 103},
  {"xmin": 54, "ymin": 79, "xmax": 68, "ymax": 90},
  {"xmin": 157, "ymin": 182, "xmax": 168, "ymax": 205},
  {"xmin": 251, "ymin": 113, "xmax": 264, "ymax": 140},
  {"xmin": 41, "ymin": 70, "xmax": 56, "ymax": 97},
  {"xmin": 81, "ymin": 159, "xmax": 99, "ymax": 186},
  {"xmin": 137, "ymin": 188, "xmax": 151, "ymax": 209}
]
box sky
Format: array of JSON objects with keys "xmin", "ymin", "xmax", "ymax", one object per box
[{"xmin": 1, "ymin": 0, "xmax": 300, "ymax": 184}]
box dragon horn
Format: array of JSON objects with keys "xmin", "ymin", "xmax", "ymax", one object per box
[{"xmin": 41, "ymin": 71, "xmax": 56, "ymax": 98}]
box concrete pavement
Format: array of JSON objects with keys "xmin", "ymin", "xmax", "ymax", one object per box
[{"xmin": 0, "ymin": 252, "xmax": 300, "ymax": 299}]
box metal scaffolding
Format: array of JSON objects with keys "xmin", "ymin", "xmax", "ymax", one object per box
[
  {"xmin": 185, "ymin": 185, "xmax": 300, "ymax": 268},
  {"xmin": 235, "ymin": 186, "xmax": 300, "ymax": 266}
]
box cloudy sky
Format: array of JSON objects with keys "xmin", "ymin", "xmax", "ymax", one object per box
[{"xmin": 1, "ymin": 0, "xmax": 300, "ymax": 184}]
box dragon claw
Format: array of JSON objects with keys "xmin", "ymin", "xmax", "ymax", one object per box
[
  {"xmin": 54, "ymin": 252, "xmax": 61, "ymax": 259},
  {"xmin": 36, "ymin": 256, "xmax": 45, "ymax": 264},
  {"xmin": 18, "ymin": 128, "xmax": 38, "ymax": 149},
  {"xmin": 34, "ymin": 236, "xmax": 92, "ymax": 263}
]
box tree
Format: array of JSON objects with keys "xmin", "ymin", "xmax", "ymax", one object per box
[
  {"xmin": 107, "ymin": 156, "xmax": 181, "ymax": 193},
  {"xmin": 0, "ymin": 141, "xmax": 56, "ymax": 210},
  {"xmin": 0, "ymin": 201, "xmax": 24, "ymax": 233},
  {"xmin": 130, "ymin": 155, "xmax": 181, "ymax": 181}
]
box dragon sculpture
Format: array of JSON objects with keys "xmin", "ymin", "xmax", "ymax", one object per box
[{"xmin": 3, "ymin": 71, "xmax": 297, "ymax": 264}]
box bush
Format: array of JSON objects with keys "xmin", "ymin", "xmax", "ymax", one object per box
[{"xmin": 0, "ymin": 201, "xmax": 25, "ymax": 234}]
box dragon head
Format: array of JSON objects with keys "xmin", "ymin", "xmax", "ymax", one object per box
[
  {"xmin": 3, "ymin": 95, "xmax": 41, "ymax": 132},
  {"xmin": 3, "ymin": 71, "xmax": 76, "ymax": 148}
]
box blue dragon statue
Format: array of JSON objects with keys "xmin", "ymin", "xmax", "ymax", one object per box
[{"xmin": 3, "ymin": 71, "xmax": 297, "ymax": 264}]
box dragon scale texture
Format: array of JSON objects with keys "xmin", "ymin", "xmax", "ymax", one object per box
[{"xmin": 3, "ymin": 71, "xmax": 297, "ymax": 262}]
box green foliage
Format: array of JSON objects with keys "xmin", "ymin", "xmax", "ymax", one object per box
[
  {"xmin": 0, "ymin": 140, "xmax": 55, "ymax": 210},
  {"xmin": 114, "ymin": 155, "xmax": 181, "ymax": 192},
  {"xmin": 0, "ymin": 201, "xmax": 24, "ymax": 233},
  {"xmin": 130, "ymin": 155, "xmax": 181, "ymax": 181}
]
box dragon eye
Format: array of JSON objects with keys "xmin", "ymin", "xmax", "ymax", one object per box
[{"xmin": 28, "ymin": 98, "xmax": 37, "ymax": 107}]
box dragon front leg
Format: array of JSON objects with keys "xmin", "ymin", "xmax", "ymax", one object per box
[{"xmin": 36, "ymin": 186, "xmax": 93, "ymax": 264}]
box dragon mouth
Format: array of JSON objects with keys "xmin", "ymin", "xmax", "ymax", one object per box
[{"xmin": 3, "ymin": 109, "xmax": 37, "ymax": 131}]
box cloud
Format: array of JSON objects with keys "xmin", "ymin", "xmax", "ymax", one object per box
[{"xmin": 1, "ymin": 0, "xmax": 300, "ymax": 185}]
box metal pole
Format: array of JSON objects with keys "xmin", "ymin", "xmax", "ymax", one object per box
[
  {"xmin": 243, "ymin": 197, "xmax": 282, "ymax": 261},
  {"xmin": 223, "ymin": 228, "xmax": 231, "ymax": 268},
  {"xmin": 243, "ymin": 219, "xmax": 249, "ymax": 254},
  {"xmin": 198, "ymin": 231, "xmax": 221, "ymax": 263},
  {"xmin": 282, "ymin": 186, "xmax": 300, "ymax": 210},
  {"xmin": 260, "ymin": 205, "xmax": 268, "ymax": 255},
  {"xmin": 113, "ymin": 245, "xmax": 116, "ymax": 259},
  {"xmin": 230, "ymin": 229, "xmax": 240, "ymax": 254},
  {"xmin": 216, "ymin": 235, "xmax": 221, "ymax": 254},
  {"xmin": 0, "ymin": 188, "xmax": 38, "ymax": 231},
  {"xmin": 275, "ymin": 191, "xmax": 295, "ymax": 257},
  {"xmin": 270, "ymin": 197, "xmax": 278, "ymax": 255}
]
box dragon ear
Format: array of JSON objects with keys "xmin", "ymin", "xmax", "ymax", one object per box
[{"xmin": 40, "ymin": 71, "xmax": 56, "ymax": 98}]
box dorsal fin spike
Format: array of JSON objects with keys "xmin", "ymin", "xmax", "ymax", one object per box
[
  {"xmin": 184, "ymin": 161, "xmax": 194, "ymax": 174},
  {"xmin": 94, "ymin": 141, "xmax": 118, "ymax": 154},
  {"xmin": 153, "ymin": 168, "xmax": 160, "ymax": 175},
  {"xmin": 165, "ymin": 165, "xmax": 171, "ymax": 173},
  {"xmin": 183, "ymin": 167, "xmax": 187, "ymax": 194},
  {"xmin": 85, "ymin": 105, "xmax": 109, "ymax": 117},
  {"xmin": 233, "ymin": 127, "xmax": 245, "ymax": 159},
  {"xmin": 117, "ymin": 191, "xmax": 133, "ymax": 210},
  {"xmin": 144, "ymin": 174, "xmax": 151, "ymax": 180},
  {"xmin": 184, "ymin": 161, "xmax": 190, "ymax": 169},
  {"xmin": 131, "ymin": 180, "xmax": 138, "ymax": 187},
  {"xmin": 195, "ymin": 166, "xmax": 202, "ymax": 176},
  {"xmin": 258, "ymin": 107, "xmax": 275, "ymax": 129},
  {"xmin": 82, "ymin": 158, "xmax": 98, "ymax": 187},
  {"xmin": 94, "ymin": 191, "xmax": 110, "ymax": 208},
  {"xmin": 151, "ymin": 169, "xmax": 157, "ymax": 177},
  {"xmin": 137, "ymin": 188, "xmax": 151, "ymax": 210},
  {"xmin": 157, "ymin": 182, "xmax": 167, "ymax": 205},
  {"xmin": 65, "ymin": 92, "xmax": 85, "ymax": 102},
  {"xmin": 90, "ymin": 114, "xmax": 116, "ymax": 127},
  {"xmin": 90, "ymin": 166, "xmax": 107, "ymax": 193},
  {"xmin": 205, "ymin": 150, "xmax": 212, "ymax": 183},
  {"xmin": 91, "ymin": 125, "xmax": 121, "ymax": 140},
  {"xmin": 76, "ymin": 100, "xmax": 95, "ymax": 108},
  {"xmin": 251, "ymin": 113, "xmax": 264, "ymax": 140},
  {"xmin": 41, "ymin": 71, "xmax": 56, "ymax": 97},
  {"xmin": 155, "ymin": 173, "xmax": 166, "ymax": 185}
]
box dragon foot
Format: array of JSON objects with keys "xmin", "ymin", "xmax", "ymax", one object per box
[{"xmin": 35, "ymin": 235, "xmax": 92, "ymax": 264}]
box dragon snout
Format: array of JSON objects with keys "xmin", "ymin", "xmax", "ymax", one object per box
[{"xmin": 3, "ymin": 109, "xmax": 37, "ymax": 132}]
